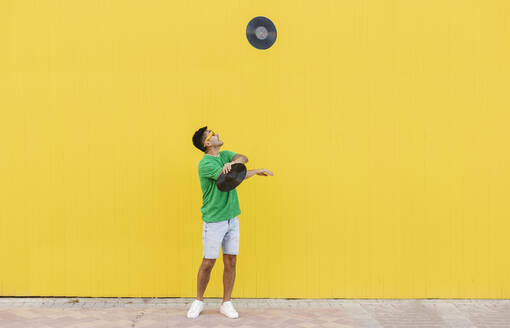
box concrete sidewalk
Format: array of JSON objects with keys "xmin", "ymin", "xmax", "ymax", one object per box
[{"xmin": 0, "ymin": 298, "xmax": 509, "ymax": 328}]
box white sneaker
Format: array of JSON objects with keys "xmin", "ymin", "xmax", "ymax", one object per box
[
  {"xmin": 220, "ymin": 301, "xmax": 239, "ymax": 319},
  {"xmin": 187, "ymin": 300, "xmax": 204, "ymax": 319}
]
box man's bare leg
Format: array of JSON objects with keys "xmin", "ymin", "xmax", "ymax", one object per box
[
  {"xmin": 222, "ymin": 254, "xmax": 237, "ymax": 303},
  {"xmin": 197, "ymin": 258, "xmax": 216, "ymax": 301}
]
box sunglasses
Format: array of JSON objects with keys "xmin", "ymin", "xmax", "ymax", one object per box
[{"xmin": 203, "ymin": 130, "xmax": 216, "ymax": 146}]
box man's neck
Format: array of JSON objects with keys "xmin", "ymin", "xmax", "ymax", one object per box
[{"xmin": 205, "ymin": 147, "xmax": 220, "ymax": 157}]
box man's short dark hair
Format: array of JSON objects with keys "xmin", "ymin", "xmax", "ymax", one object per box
[{"xmin": 192, "ymin": 126, "xmax": 208, "ymax": 152}]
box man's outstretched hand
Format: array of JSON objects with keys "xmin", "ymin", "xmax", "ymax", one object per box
[{"xmin": 256, "ymin": 169, "xmax": 273, "ymax": 176}]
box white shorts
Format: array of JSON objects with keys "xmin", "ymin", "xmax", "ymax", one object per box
[{"xmin": 202, "ymin": 216, "xmax": 240, "ymax": 259}]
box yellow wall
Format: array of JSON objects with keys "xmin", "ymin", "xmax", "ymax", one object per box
[{"xmin": 1, "ymin": 0, "xmax": 509, "ymax": 298}]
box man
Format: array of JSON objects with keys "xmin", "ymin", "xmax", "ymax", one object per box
[{"xmin": 188, "ymin": 126, "xmax": 273, "ymax": 319}]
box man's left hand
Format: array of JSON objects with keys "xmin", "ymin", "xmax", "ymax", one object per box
[{"xmin": 221, "ymin": 162, "xmax": 233, "ymax": 175}]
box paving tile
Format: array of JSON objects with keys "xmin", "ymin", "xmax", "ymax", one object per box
[{"xmin": 0, "ymin": 299, "xmax": 509, "ymax": 327}]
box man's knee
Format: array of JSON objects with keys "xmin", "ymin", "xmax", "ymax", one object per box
[
  {"xmin": 201, "ymin": 258, "xmax": 216, "ymax": 272},
  {"xmin": 223, "ymin": 254, "xmax": 236, "ymax": 268}
]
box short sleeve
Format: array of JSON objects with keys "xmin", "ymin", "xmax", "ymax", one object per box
[
  {"xmin": 198, "ymin": 161, "xmax": 223, "ymax": 180},
  {"xmin": 221, "ymin": 150, "xmax": 237, "ymax": 162}
]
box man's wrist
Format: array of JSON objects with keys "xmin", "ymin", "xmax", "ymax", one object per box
[{"xmin": 244, "ymin": 169, "xmax": 258, "ymax": 180}]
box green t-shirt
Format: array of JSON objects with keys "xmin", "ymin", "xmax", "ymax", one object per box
[{"xmin": 198, "ymin": 150, "xmax": 241, "ymax": 223}]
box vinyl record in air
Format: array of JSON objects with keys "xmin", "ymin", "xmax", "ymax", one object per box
[{"xmin": 246, "ymin": 16, "xmax": 277, "ymax": 50}]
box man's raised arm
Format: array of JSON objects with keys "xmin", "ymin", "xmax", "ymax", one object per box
[
  {"xmin": 220, "ymin": 154, "xmax": 249, "ymax": 175},
  {"xmin": 222, "ymin": 153, "xmax": 274, "ymax": 179},
  {"xmin": 231, "ymin": 154, "xmax": 248, "ymax": 164}
]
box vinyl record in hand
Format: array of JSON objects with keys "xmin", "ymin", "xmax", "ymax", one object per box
[
  {"xmin": 246, "ymin": 16, "xmax": 277, "ymax": 50},
  {"xmin": 216, "ymin": 163, "xmax": 247, "ymax": 192}
]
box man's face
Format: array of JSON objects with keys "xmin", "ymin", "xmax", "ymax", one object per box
[{"xmin": 203, "ymin": 129, "xmax": 223, "ymax": 149}]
